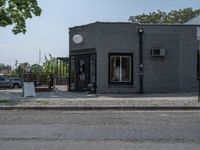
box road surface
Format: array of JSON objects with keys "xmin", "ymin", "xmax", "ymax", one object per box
[{"xmin": 0, "ymin": 110, "xmax": 200, "ymax": 150}]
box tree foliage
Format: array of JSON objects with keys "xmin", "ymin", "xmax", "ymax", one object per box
[
  {"xmin": 43, "ymin": 54, "xmax": 57, "ymax": 74},
  {"xmin": 30, "ymin": 64, "xmax": 42, "ymax": 73},
  {"xmin": 0, "ymin": 63, "xmax": 5, "ymax": 70},
  {"xmin": 0, "ymin": 63, "xmax": 11, "ymax": 73},
  {"xmin": 43, "ymin": 54, "xmax": 69, "ymax": 77},
  {"xmin": 0, "ymin": 0, "xmax": 42, "ymax": 34},
  {"xmin": 1, "ymin": 55, "xmax": 68, "ymax": 78},
  {"xmin": 129, "ymin": 7, "xmax": 200, "ymax": 24},
  {"xmin": 16, "ymin": 63, "xmax": 29, "ymax": 78}
]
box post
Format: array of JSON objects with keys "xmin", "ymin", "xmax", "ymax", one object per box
[
  {"xmin": 56, "ymin": 58, "xmax": 58, "ymax": 78},
  {"xmin": 60, "ymin": 60, "xmax": 62, "ymax": 78},
  {"xmin": 63, "ymin": 60, "xmax": 65, "ymax": 76},
  {"xmin": 199, "ymin": 48, "xmax": 200, "ymax": 102},
  {"xmin": 197, "ymin": 27, "xmax": 200, "ymax": 102}
]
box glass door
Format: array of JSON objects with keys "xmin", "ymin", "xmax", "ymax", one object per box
[
  {"xmin": 76, "ymin": 55, "xmax": 90, "ymax": 91},
  {"xmin": 70, "ymin": 54, "xmax": 96, "ymax": 91}
]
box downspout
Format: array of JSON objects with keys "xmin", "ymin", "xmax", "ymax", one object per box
[
  {"xmin": 137, "ymin": 26, "xmax": 144, "ymax": 94},
  {"xmin": 68, "ymin": 56, "xmax": 71, "ymax": 91}
]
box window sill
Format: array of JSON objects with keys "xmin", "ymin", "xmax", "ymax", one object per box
[
  {"xmin": 109, "ymin": 82, "xmax": 133, "ymax": 85},
  {"xmin": 108, "ymin": 83, "xmax": 134, "ymax": 88}
]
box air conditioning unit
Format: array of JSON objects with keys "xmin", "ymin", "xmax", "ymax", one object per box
[{"xmin": 151, "ymin": 48, "xmax": 165, "ymax": 57}]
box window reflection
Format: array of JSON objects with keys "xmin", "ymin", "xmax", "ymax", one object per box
[{"xmin": 110, "ymin": 55, "xmax": 132, "ymax": 83}]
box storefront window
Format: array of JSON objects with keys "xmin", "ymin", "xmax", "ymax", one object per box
[
  {"xmin": 90, "ymin": 54, "xmax": 96, "ymax": 83},
  {"xmin": 69, "ymin": 53, "xmax": 96, "ymax": 91},
  {"xmin": 70, "ymin": 56, "xmax": 76, "ymax": 90},
  {"xmin": 110, "ymin": 54, "xmax": 132, "ymax": 83}
]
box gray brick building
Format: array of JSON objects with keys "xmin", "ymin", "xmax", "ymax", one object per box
[{"xmin": 69, "ymin": 22, "xmax": 200, "ymax": 94}]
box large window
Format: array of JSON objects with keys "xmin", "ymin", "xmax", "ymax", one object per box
[{"xmin": 109, "ymin": 53, "xmax": 133, "ymax": 83}]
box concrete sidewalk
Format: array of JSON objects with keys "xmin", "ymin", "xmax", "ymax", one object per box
[{"xmin": 0, "ymin": 89, "xmax": 200, "ymax": 110}]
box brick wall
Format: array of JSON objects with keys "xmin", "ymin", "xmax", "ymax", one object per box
[{"xmin": 69, "ymin": 22, "xmax": 199, "ymax": 93}]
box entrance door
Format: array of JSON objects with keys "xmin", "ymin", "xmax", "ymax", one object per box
[
  {"xmin": 69, "ymin": 54, "xmax": 96, "ymax": 92},
  {"xmin": 76, "ymin": 55, "xmax": 90, "ymax": 91}
]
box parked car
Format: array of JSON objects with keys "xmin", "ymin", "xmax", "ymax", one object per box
[
  {"xmin": 0, "ymin": 76, "xmax": 12, "ymax": 88},
  {"xmin": 10, "ymin": 78, "xmax": 23, "ymax": 88}
]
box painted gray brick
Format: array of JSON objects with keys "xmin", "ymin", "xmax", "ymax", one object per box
[{"xmin": 69, "ymin": 22, "xmax": 200, "ymax": 94}]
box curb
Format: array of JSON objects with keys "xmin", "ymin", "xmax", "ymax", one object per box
[{"xmin": 0, "ymin": 106, "xmax": 200, "ymax": 111}]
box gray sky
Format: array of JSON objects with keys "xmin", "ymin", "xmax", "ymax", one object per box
[{"xmin": 0, "ymin": 0, "xmax": 199, "ymax": 67}]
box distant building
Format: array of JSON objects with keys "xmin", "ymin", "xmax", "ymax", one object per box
[
  {"xmin": 69, "ymin": 22, "xmax": 200, "ymax": 93},
  {"xmin": 0, "ymin": 65, "xmax": 12, "ymax": 76}
]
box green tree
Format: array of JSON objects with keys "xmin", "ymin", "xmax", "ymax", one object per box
[
  {"xmin": 30, "ymin": 64, "xmax": 42, "ymax": 73},
  {"xmin": 129, "ymin": 7, "xmax": 200, "ymax": 24},
  {"xmin": 12, "ymin": 62, "xmax": 29, "ymax": 78},
  {"xmin": 0, "ymin": 63, "xmax": 5, "ymax": 71},
  {"xmin": 43, "ymin": 54, "xmax": 69, "ymax": 77},
  {"xmin": 43, "ymin": 54, "xmax": 57, "ymax": 74},
  {"xmin": 0, "ymin": 0, "xmax": 42, "ymax": 34},
  {"xmin": 15, "ymin": 65, "xmax": 24, "ymax": 78}
]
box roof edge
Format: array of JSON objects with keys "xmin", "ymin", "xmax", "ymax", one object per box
[
  {"xmin": 69, "ymin": 21, "xmax": 138, "ymax": 29},
  {"xmin": 68, "ymin": 21, "xmax": 200, "ymax": 30}
]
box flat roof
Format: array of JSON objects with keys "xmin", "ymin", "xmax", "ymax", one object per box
[{"xmin": 69, "ymin": 21, "xmax": 200, "ymax": 29}]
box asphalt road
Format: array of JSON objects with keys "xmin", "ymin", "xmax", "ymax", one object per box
[{"xmin": 0, "ymin": 110, "xmax": 200, "ymax": 150}]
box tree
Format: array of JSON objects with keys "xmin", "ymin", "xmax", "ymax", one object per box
[
  {"xmin": 43, "ymin": 54, "xmax": 69, "ymax": 77},
  {"xmin": 12, "ymin": 62, "xmax": 30, "ymax": 78},
  {"xmin": 0, "ymin": 63, "xmax": 5, "ymax": 71},
  {"xmin": 0, "ymin": 0, "xmax": 42, "ymax": 34},
  {"xmin": 43, "ymin": 54, "xmax": 57, "ymax": 74},
  {"xmin": 129, "ymin": 7, "xmax": 200, "ymax": 24},
  {"xmin": 0, "ymin": 63, "xmax": 12, "ymax": 75},
  {"xmin": 15, "ymin": 65, "xmax": 24, "ymax": 78},
  {"xmin": 30, "ymin": 64, "xmax": 42, "ymax": 73}
]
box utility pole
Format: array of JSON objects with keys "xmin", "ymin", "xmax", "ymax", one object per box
[
  {"xmin": 15, "ymin": 60, "xmax": 18, "ymax": 68},
  {"xmin": 39, "ymin": 49, "xmax": 41, "ymax": 65}
]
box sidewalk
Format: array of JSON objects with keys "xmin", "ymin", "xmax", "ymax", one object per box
[{"xmin": 0, "ymin": 88, "xmax": 200, "ymax": 110}]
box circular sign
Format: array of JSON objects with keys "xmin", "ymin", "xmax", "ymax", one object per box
[{"xmin": 72, "ymin": 34, "xmax": 83, "ymax": 44}]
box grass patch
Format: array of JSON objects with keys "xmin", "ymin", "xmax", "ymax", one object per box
[
  {"xmin": 0, "ymin": 100, "xmax": 11, "ymax": 103},
  {"xmin": 41, "ymin": 101, "xmax": 49, "ymax": 105},
  {"xmin": 0, "ymin": 100, "xmax": 16, "ymax": 105},
  {"xmin": 35, "ymin": 100, "xmax": 50, "ymax": 105}
]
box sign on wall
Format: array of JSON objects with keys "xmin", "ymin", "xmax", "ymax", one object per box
[{"xmin": 73, "ymin": 34, "xmax": 83, "ymax": 44}]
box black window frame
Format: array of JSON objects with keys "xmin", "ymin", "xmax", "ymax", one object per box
[
  {"xmin": 197, "ymin": 51, "xmax": 200, "ymax": 80},
  {"xmin": 108, "ymin": 53, "xmax": 133, "ymax": 85},
  {"xmin": 69, "ymin": 53, "xmax": 97, "ymax": 92}
]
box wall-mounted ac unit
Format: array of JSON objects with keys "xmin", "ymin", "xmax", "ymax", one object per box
[{"xmin": 151, "ymin": 48, "xmax": 165, "ymax": 57}]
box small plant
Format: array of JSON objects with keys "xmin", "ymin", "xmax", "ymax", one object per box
[{"xmin": 0, "ymin": 100, "xmax": 16, "ymax": 105}]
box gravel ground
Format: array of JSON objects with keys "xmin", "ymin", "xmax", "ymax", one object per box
[{"xmin": 0, "ymin": 87, "xmax": 199, "ymax": 107}]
